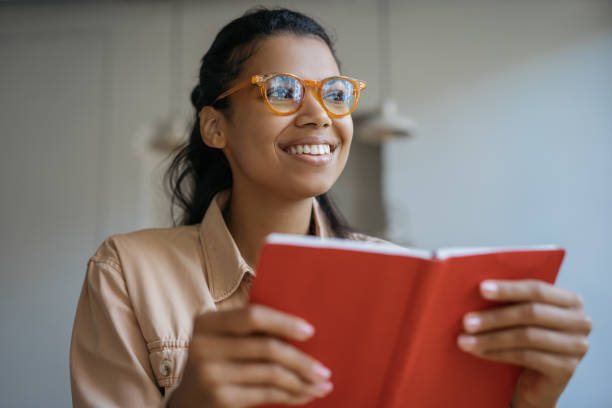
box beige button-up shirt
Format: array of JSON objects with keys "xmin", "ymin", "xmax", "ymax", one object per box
[{"xmin": 70, "ymin": 190, "xmax": 384, "ymax": 407}]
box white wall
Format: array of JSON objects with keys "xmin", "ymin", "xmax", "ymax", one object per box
[{"xmin": 0, "ymin": 1, "xmax": 610, "ymax": 407}]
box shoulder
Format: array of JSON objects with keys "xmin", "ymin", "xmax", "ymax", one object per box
[
  {"xmin": 91, "ymin": 225, "xmax": 200, "ymax": 264},
  {"xmin": 80, "ymin": 225, "xmax": 208, "ymax": 372},
  {"xmin": 345, "ymin": 231, "xmax": 399, "ymax": 246},
  {"xmin": 85, "ymin": 224, "xmax": 210, "ymax": 338}
]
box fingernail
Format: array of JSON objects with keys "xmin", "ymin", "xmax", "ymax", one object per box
[
  {"xmin": 313, "ymin": 363, "xmax": 331, "ymax": 379},
  {"xmin": 297, "ymin": 322, "xmax": 315, "ymax": 338},
  {"xmin": 481, "ymin": 281, "xmax": 498, "ymax": 297},
  {"xmin": 464, "ymin": 315, "xmax": 481, "ymax": 331},
  {"xmin": 458, "ymin": 335, "xmax": 477, "ymax": 350},
  {"xmin": 313, "ymin": 381, "xmax": 333, "ymax": 396}
]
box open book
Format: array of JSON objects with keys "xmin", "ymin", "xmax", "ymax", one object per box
[{"xmin": 249, "ymin": 234, "xmax": 565, "ymax": 408}]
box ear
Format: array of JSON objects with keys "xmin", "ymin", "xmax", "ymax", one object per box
[{"xmin": 199, "ymin": 106, "xmax": 227, "ymax": 149}]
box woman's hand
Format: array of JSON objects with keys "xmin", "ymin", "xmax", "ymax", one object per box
[
  {"xmin": 457, "ymin": 279, "xmax": 592, "ymax": 408},
  {"xmin": 169, "ymin": 304, "xmax": 333, "ymax": 408}
]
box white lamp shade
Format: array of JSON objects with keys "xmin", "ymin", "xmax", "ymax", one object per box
[{"xmin": 354, "ymin": 99, "xmax": 418, "ymax": 143}]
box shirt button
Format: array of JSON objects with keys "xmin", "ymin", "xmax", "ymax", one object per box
[{"xmin": 159, "ymin": 359, "xmax": 173, "ymax": 377}]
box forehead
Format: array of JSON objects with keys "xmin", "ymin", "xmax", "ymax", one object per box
[{"xmin": 242, "ymin": 34, "xmax": 340, "ymax": 80}]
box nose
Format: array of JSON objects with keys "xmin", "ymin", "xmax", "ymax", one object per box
[{"xmin": 294, "ymin": 87, "xmax": 332, "ymax": 128}]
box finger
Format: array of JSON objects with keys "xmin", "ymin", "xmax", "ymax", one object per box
[
  {"xmin": 463, "ymin": 302, "xmax": 592, "ymax": 334},
  {"xmin": 457, "ymin": 327, "xmax": 589, "ymax": 357},
  {"xmin": 473, "ymin": 349, "xmax": 580, "ymax": 382},
  {"xmin": 192, "ymin": 334, "xmax": 332, "ymax": 384},
  {"xmin": 480, "ymin": 280, "xmax": 584, "ymax": 309},
  {"xmin": 211, "ymin": 384, "xmax": 319, "ymax": 408},
  {"xmin": 195, "ymin": 304, "xmax": 315, "ymax": 341},
  {"xmin": 200, "ymin": 361, "xmax": 333, "ymax": 398}
]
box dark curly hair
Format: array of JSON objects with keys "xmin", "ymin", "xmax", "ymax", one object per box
[{"xmin": 165, "ymin": 7, "xmax": 353, "ymax": 237}]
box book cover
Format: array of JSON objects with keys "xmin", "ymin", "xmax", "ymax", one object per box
[{"xmin": 249, "ymin": 234, "xmax": 565, "ymax": 407}]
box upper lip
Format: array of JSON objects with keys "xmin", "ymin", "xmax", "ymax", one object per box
[{"xmin": 279, "ymin": 136, "xmax": 340, "ymax": 152}]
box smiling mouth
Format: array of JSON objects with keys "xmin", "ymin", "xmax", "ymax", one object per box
[{"xmin": 281, "ymin": 143, "xmax": 339, "ymax": 156}]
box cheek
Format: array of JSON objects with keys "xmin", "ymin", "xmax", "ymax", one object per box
[
  {"xmin": 227, "ymin": 92, "xmax": 283, "ymax": 145},
  {"xmin": 335, "ymin": 118, "xmax": 354, "ymax": 163},
  {"xmin": 252, "ymin": 116, "xmax": 287, "ymax": 146},
  {"xmin": 336, "ymin": 117, "xmax": 353, "ymax": 145},
  {"xmin": 224, "ymin": 112, "xmax": 287, "ymax": 173}
]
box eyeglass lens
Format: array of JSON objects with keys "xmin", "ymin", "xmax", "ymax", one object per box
[
  {"xmin": 264, "ymin": 75, "xmax": 357, "ymax": 116},
  {"xmin": 265, "ymin": 76, "xmax": 304, "ymax": 113}
]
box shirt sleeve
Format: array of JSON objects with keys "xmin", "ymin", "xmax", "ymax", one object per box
[{"xmin": 69, "ymin": 253, "xmax": 173, "ymax": 407}]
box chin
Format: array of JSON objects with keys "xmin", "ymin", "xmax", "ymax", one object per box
[
  {"xmin": 301, "ymin": 184, "xmax": 333, "ymax": 199},
  {"xmin": 278, "ymin": 178, "xmax": 337, "ymax": 201}
]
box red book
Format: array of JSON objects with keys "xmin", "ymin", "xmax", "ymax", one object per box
[{"xmin": 250, "ymin": 234, "xmax": 565, "ymax": 408}]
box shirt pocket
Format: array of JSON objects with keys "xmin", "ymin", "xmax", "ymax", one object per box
[{"xmin": 147, "ymin": 339, "xmax": 189, "ymax": 389}]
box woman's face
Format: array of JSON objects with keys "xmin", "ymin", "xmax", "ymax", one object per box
[{"xmin": 218, "ymin": 34, "xmax": 353, "ymax": 201}]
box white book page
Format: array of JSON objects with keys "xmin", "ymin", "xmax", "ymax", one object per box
[
  {"xmin": 265, "ymin": 233, "xmax": 433, "ymax": 259},
  {"xmin": 434, "ymin": 245, "xmax": 560, "ymax": 260}
]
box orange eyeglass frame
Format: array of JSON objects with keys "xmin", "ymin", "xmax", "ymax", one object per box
[{"xmin": 213, "ymin": 73, "xmax": 367, "ymax": 118}]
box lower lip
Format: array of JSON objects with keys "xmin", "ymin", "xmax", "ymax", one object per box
[{"xmin": 280, "ymin": 148, "xmax": 336, "ymax": 166}]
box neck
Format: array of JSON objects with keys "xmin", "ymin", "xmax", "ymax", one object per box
[{"xmin": 225, "ymin": 184, "xmax": 314, "ymax": 269}]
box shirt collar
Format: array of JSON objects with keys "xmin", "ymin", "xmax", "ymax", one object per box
[{"xmin": 198, "ymin": 190, "xmax": 332, "ymax": 302}]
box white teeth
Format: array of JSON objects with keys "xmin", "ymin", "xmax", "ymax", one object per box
[{"xmin": 284, "ymin": 143, "xmax": 334, "ymax": 156}]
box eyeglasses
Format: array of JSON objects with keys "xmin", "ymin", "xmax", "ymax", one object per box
[{"xmin": 213, "ymin": 73, "xmax": 367, "ymax": 118}]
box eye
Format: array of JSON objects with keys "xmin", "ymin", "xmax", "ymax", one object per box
[
  {"xmin": 266, "ymin": 76, "xmax": 301, "ymax": 100},
  {"xmin": 267, "ymin": 87, "xmax": 295, "ymax": 99},
  {"xmin": 324, "ymin": 90, "xmax": 347, "ymax": 102},
  {"xmin": 323, "ymin": 79, "xmax": 354, "ymax": 103}
]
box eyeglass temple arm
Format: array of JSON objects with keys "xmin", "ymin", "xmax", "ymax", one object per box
[{"xmin": 213, "ymin": 77, "xmax": 256, "ymax": 103}]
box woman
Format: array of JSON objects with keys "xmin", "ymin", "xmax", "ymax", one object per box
[{"xmin": 69, "ymin": 7, "xmax": 592, "ymax": 408}]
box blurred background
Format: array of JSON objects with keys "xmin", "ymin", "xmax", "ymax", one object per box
[{"xmin": 1, "ymin": 0, "xmax": 610, "ymax": 406}]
